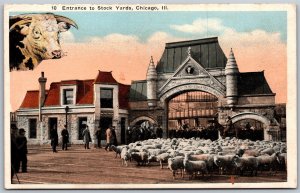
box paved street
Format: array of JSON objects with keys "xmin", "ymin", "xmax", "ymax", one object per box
[{"xmin": 12, "ymin": 145, "xmax": 287, "ymax": 185}]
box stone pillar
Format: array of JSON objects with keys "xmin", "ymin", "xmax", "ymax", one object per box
[
  {"xmin": 146, "ymin": 56, "xmax": 158, "ymax": 107},
  {"xmin": 225, "ymin": 49, "xmax": 239, "ymax": 107}
]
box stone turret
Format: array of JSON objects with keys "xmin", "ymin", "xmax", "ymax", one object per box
[
  {"xmin": 225, "ymin": 48, "xmax": 239, "ymax": 107},
  {"xmin": 146, "ymin": 56, "xmax": 157, "ymax": 107}
]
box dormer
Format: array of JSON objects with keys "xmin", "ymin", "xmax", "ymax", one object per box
[{"xmin": 60, "ymin": 80, "xmax": 78, "ymax": 106}]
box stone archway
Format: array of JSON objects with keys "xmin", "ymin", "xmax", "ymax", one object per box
[
  {"xmin": 158, "ymin": 83, "xmax": 225, "ymax": 139},
  {"xmin": 160, "ymin": 83, "xmax": 225, "ymax": 102},
  {"xmin": 231, "ymin": 112, "xmax": 270, "ymax": 126},
  {"xmin": 231, "ymin": 112, "xmax": 272, "ymax": 140},
  {"xmin": 130, "ymin": 116, "xmax": 157, "ymax": 126}
]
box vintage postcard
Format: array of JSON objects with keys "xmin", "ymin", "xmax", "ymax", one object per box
[{"xmin": 4, "ymin": 4, "xmax": 297, "ymax": 189}]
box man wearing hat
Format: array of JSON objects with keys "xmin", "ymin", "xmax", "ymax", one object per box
[
  {"xmin": 61, "ymin": 125, "xmax": 69, "ymax": 150},
  {"xmin": 16, "ymin": 128, "xmax": 28, "ymax": 173}
]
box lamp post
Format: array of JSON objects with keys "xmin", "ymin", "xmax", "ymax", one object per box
[{"xmin": 65, "ymin": 106, "xmax": 69, "ymax": 129}]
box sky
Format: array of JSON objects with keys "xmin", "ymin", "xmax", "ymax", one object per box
[{"xmin": 10, "ymin": 11, "xmax": 287, "ymax": 111}]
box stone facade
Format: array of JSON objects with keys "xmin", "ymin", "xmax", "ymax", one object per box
[{"xmin": 128, "ymin": 37, "xmax": 282, "ymax": 141}]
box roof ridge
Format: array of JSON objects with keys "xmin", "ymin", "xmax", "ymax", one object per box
[{"xmin": 165, "ymin": 37, "xmax": 218, "ymax": 48}]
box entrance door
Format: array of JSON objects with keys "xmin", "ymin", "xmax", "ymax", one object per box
[
  {"xmin": 168, "ymin": 91, "xmax": 218, "ymax": 140},
  {"xmin": 78, "ymin": 117, "xmax": 87, "ymax": 140},
  {"xmin": 100, "ymin": 117, "xmax": 112, "ymax": 140},
  {"xmin": 48, "ymin": 118, "xmax": 58, "ymax": 139}
]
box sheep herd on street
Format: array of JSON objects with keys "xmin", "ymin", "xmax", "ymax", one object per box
[{"xmin": 110, "ymin": 137, "xmax": 287, "ymax": 180}]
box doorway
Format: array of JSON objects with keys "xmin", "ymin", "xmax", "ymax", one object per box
[
  {"xmin": 78, "ymin": 117, "xmax": 87, "ymax": 140},
  {"xmin": 100, "ymin": 117, "xmax": 112, "ymax": 140},
  {"xmin": 48, "ymin": 118, "xmax": 58, "ymax": 139}
]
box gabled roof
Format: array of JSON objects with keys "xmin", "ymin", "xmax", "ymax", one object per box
[
  {"xmin": 19, "ymin": 71, "xmax": 130, "ymax": 110},
  {"xmin": 156, "ymin": 37, "xmax": 227, "ymax": 73},
  {"xmin": 238, "ymin": 71, "xmax": 274, "ymax": 95},
  {"xmin": 75, "ymin": 79, "xmax": 94, "ymax": 105},
  {"xmin": 94, "ymin": 71, "xmax": 118, "ymax": 84},
  {"xmin": 42, "ymin": 79, "xmax": 95, "ymax": 107},
  {"xmin": 43, "ymin": 82, "xmax": 60, "ymax": 106},
  {"xmin": 129, "ymin": 80, "xmax": 147, "ymax": 101},
  {"xmin": 19, "ymin": 90, "xmax": 40, "ymax": 109}
]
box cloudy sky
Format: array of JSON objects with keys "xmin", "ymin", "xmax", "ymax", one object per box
[{"xmin": 10, "ymin": 11, "xmax": 287, "ymax": 111}]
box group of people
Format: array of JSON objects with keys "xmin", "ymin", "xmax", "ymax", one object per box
[
  {"xmin": 49, "ymin": 125, "xmax": 69, "ymax": 152},
  {"xmin": 126, "ymin": 125, "xmax": 163, "ymax": 144},
  {"xmin": 49, "ymin": 124, "xmax": 119, "ymax": 151},
  {"xmin": 11, "ymin": 125, "xmax": 28, "ymax": 181}
]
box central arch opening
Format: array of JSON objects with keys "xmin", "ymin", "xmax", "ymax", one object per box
[{"xmin": 167, "ymin": 91, "xmax": 219, "ymax": 139}]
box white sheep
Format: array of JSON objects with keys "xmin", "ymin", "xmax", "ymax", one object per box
[
  {"xmin": 256, "ymin": 152, "xmax": 280, "ymax": 175},
  {"xmin": 111, "ymin": 145, "xmax": 123, "ymax": 158},
  {"xmin": 213, "ymin": 154, "xmax": 235, "ymax": 175},
  {"xmin": 232, "ymin": 155, "xmax": 258, "ymax": 176},
  {"xmin": 167, "ymin": 156, "xmax": 184, "ymax": 179},
  {"xmin": 183, "ymin": 155, "xmax": 208, "ymax": 179},
  {"xmin": 120, "ymin": 147, "xmax": 130, "ymax": 167},
  {"xmin": 155, "ymin": 152, "xmax": 171, "ymax": 169}
]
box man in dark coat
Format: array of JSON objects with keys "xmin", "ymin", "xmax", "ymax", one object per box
[
  {"xmin": 50, "ymin": 126, "xmax": 58, "ymax": 152},
  {"xmin": 61, "ymin": 125, "xmax": 69, "ymax": 150},
  {"xmin": 16, "ymin": 128, "xmax": 28, "ymax": 173},
  {"xmin": 82, "ymin": 125, "xmax": 91, "ymax": 149},
  {"xmin": 111, "ymin": 126, "xmax": 117, "ymax": 146},
  {"xmin": 11, "ymin": 125, "xmax": 19, "ymax": 181},
  {"xmin": 95, "ymin": 127, "xmax": 102, "ymax": 148},
  {"xmin": 156, "ymin": 125, "xmax": 163, "ymax": 138}
]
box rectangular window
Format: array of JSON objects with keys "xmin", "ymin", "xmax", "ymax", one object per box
[
  {"xmin": 29, "ymin": 119, "xmax": 37, "ymax": 139},
  {"xmin": 63, "ymin": 89, "xmax": 74, "ymax": 105},
  {"xmin": 100, "ymin": 88, "xmax": 113, "ymax": 108},
  {"xmin": 78, "ymin": 117, "xmax": 87, "ymax": 140}
]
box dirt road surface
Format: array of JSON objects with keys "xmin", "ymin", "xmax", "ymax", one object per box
[{"xmin": 11, "ymin": 145, "xmax": 287, "ymax": 185}]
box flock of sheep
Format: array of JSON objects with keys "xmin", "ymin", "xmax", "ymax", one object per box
[{"xmin": 110, "ymin": 137, "xmax": 287, "ymax": 179}]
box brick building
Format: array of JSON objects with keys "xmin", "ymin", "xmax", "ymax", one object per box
[{"xmin": 16, "ymin": 71, "xmax": 130, "ymax": 145}]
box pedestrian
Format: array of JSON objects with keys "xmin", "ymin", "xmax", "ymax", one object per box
[
  {"xmin": 156, "ymin": 125, "xmax": 163, "ymax": 138},
  {"xmin": 11, "ymin": 125, "xmax": 19, "ymax": 181},
  {"xmin": 50, "ymin": 126, "xmax": 58, "ymax": 153},
  {"xmin": 104, "ymin": 126, "xmax": 113, "ymax": 151},
  {"xmin": 111, "ymin": 126, "xmax": 117, "ymax": 146},
  {"xmin": 126, "ymin": 127, "xmax": 132, "ymax": 144},
  {"xmin": 61, "ymin": 125, "xmax": 69, "ymax": 150},
  {"xmin": 82, "ymin": 125, "xmax": 91, "ymax": 149},
  {"xmin": 95, "ymin": 127, "xmax": 102, "ymax": 148},
  {"xmin": 16, "ymin": 128, "xmax": 28, "ymax": 173}
]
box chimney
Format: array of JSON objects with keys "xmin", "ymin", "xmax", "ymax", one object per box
[{"xmin": 38, "ymin": 72, "xmax": 47, "ymax": 121}]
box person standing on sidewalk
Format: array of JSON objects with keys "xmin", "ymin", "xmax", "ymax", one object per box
[
  {"xmin": 11, "ymin": 125, "xmax": 19, "ymax": 181},
  {"xmin": 104, "ymin": 126, "xmax": 113, "ymax": 151},
  {"xmin": 16, "ymin": 128, "xmax": 28, "ymax": 173},
  {"xmin": 111, "ymin": 126, "xmax": 118, "ymax": 146},
  {"xmin": 95, "ymin": 127, "xmax": 102, "ymax": 148},
  {"xmin": 50, "ymin": 126, "xmax": 58, "ymax": 153},
  {"xmin": 61, "ymin": 125, "xmax": 69, "ymax": 150},
  {"xmin": 82, "ymin": 125, "xmax": 91, "ymax": 149}
]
